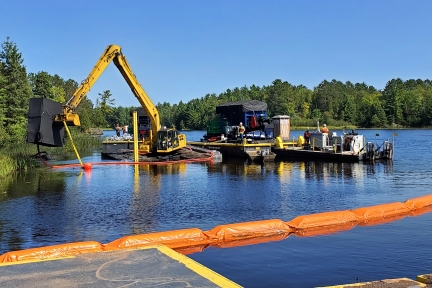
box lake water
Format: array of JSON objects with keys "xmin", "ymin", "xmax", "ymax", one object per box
[{"xmin": 1, "ymin": 129, "xmax": 432, "ymax": 287}]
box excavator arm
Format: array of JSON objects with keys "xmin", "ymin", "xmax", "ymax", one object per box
[
  {"xmin": 65, "ymin": 45, "xmax": 121, "ymax": 113},
  {"xmin": 57, "ymin": 44, "xmax": 162, "ymax": 151}
]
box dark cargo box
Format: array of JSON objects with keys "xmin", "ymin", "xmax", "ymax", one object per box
[{"xmin": 27, "ymin": 98, "xmax": 65, "ymax": 147}]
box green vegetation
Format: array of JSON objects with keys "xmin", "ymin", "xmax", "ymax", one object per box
[
  {"xmin": 155, "ymin": 79, "xmax": 432, "ymax": 130},
  {"xmin": 0, "ymin": 130, "xmax": 101, "ymax": 178},
  {"xmin": 1, "ymin": 37, "xmax": 432, "ymax": 176}
]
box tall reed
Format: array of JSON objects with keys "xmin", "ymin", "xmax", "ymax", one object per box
[
  {"xmin": 0, "ymin": 129, "xmax": 102, "ymax": 177},
  {"xmin": 0, "ymin": 144, "xmax": 37, "ymax": 178}
]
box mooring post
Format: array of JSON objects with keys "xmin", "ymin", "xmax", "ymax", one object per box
[{"xmin": 133, "ymin": 111, "xmax": 139, "ymax": 162}]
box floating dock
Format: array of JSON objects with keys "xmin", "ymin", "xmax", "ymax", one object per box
[
  {"xmin": 272, "ymin": 146, "xmax": 363, "ymax": 162},
  {"xmin": 187, "ymin": 141, "xmax": 275, "ymax": 163},
  {"xmin": 0, "ymin": 245, "xmax": 241, "ymax": 288}
]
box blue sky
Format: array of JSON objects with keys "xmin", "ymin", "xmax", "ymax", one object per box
[{"xmin": 1, "ymin": 1, "xmax": 431, "ymax": 107}]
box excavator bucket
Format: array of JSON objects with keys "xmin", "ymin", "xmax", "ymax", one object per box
[{"xmin": 27, "ymin": 98, "xmax": 65, "ymax": 147}]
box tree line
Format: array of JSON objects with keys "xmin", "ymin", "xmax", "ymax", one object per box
[{"xmin": 1, "ymin": 38, "xmax": 432, "ymax": 147}]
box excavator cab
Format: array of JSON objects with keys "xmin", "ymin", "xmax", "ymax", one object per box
[{"xmin": 157, "ymin": 128, "xmax": 183, "ymax": 152}]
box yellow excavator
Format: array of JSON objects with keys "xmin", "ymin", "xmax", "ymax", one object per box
[{"xmin": 55, "ymin": 44, "xmax": 186, "ymax": 154}]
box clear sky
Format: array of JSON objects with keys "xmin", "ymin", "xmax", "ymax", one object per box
[{"xmin": 1, "ymin": 0, "xmax": 431, "ymax": 107}]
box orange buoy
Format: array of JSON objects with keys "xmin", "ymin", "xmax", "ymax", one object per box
[{"xmin": 83, "ymin": 163, "xmax": 92, "ymax": 171}]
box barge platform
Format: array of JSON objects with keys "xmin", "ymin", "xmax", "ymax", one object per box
[
  {"xmin": 187, "ymin": 140, "xmax": 276, "ymax": 163},
  {"xmin": 101, "ymin": 140, "xmax": 218, "ymax": 162},
  {"xmin": 272, "ymin": 146, "xmax": 363, "ymax": 162},
  {"xmin": 0, "ymin": 245, "xmax": 240, "ymax": 288}
]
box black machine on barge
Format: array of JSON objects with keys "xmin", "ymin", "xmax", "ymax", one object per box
[{"xmin": 202, "ymin": 100, "xmax": 273, "ymax": 143}]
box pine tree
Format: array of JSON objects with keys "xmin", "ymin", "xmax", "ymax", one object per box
[
  {"xmin": 0, "ymin": 72, "xmax": 6, "ymax": 127},
  {"xmin": 0, "ymin": 38, "xmax": 33, "ymax": 140}
]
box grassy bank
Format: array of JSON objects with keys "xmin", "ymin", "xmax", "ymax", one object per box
[{"xmin": 0, "ymin": 130, "xmax": 102, "ymax": 178}]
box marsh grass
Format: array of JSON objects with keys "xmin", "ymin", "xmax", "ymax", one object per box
[
  {"xmin": 0, "ymin": 130, "xmax": 102, "ymax": 178},
  {"xmin": 63, "ymin": 130, "xmax": 102, "ymax": 153}
]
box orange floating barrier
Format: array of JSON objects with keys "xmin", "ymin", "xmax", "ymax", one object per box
[
  {"xmin": 0, "ymin": 241, "xmax": 104, "ymax": 263},
  {"xmin": 409, "ymin": 205, "xmax": 432, "ymax": 217},
  {"xmin": 2, "ymin": 194, "xmax": 432, "ymax": 263},
  {"xmin": 357, "ymin": 213, "xmax": 407, "ymax": 227},
  {"xmin": 294, "ymin": 222, "xmax": 357, "ymax": 237},
  {"xmin": 205, "ymin": 219, "xmax": 292, "ymax": 241},
  {"xmin": 404, "ymin": 194, "xmax": 432, "ymax": 210},
  {"xmin": 173, "ymin": 244, "xmax": 210, "ymax": 255},
  {"xmin": 212, "ymin": 232, "xmax": 291, "ymax": 249},
  {"xmin": 104, "ymin": 228, "xmax": 212, "ymax": 250},
  {"xmin": 286, "ymin": 210, "xmax": 358, "ymax": 229},
  {"xmin": 351, "ymin": 202, "xmax": 411, "ymax": 221}
]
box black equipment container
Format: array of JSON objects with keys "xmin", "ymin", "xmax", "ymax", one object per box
[{"xmin": 27, "ymin": 98, "xmax": 65, "ymax": 147}]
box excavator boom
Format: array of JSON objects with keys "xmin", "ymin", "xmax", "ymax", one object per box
[
  {"xmin": 56, "ymin": 44, "xmax": 184, "ymax": 153},
  {"xmin": 66, "ymin": 45, "xmax": 121, "ymax": 111}
]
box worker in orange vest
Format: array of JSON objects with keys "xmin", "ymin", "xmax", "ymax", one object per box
[
  {"xmin": 239, "ymin": 122, "xmax": 245, "ymax": 142},
  {"xmin": 321, "ymin": 124, "xmax": 329, "ymax": 134}
]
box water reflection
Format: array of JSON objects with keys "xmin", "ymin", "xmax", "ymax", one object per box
[
  {"xmin": 0, "ymin": 169, "xmax": 70, "ymax": 253},
  {"xmin": 206, "ymin": 159, "xmax": 392, "ymax": 181},
  {"xmin": 302, "ymin": 161, "xmax": 366, "ymax": 181},
  {"xmin": 129, "ymin": 163, "xmax": 190, "ymax": 235},
  {"xmin": 1, "ymin": 169, "xmax": 67, "ymax": 200}
]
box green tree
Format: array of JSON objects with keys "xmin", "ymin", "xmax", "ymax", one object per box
[
  {"xmin": 49, "ymin": 86, "xmax": 66, "ymax": 103},
  {"xmin": 0, "ymin": 72, "xmax": 6, "ymax": 127},
  {"xmin": 97, "ymin": 90, "xmax": 115, "ymax": 126},
  {"xmin": 342, "ymin": 93, "xmax": 357, "ymax": 124},
  {"xmin": 174, "ymin": 101, "xmax": 188, "ymax": 130},
  {"xmin": 29, "ymin": 71, "xmax": 51, "ymax": 98},
  {"xmin": 358, "ymin": 91, "xmax": 387, "ymax": 127},
  {"xmin": 312, "ymin": 80, "xmax": 346, "ymax": 121},
  {"xmin": 0, "ymin": 38, "xmax": 33, "ymax": 141},
  {"xmin": 63, "ymin": 79, "xmax": 79, "ymax": 103},
  {"xmin": 157, "ymin": 102, "xmax": 174, "ymax": 128},
  {"xmin": 382, "ymin": 78, "xmax": 404, "ymax": 125},
  {"xmin": 29, "ymin": 71, "xmax": 67, "ymax": 103},
  {"xmin": 421, "ymin": 87, "xmax": 432, "ymax": 126},
  {"xmin": 110, "ymin": 106, "xmax": 133, "ymax": 128},
  {"xmin": 249, "ymin": 84, "xmax": 265, "ymax": 101},
  {"xmin": 266, "ymin": 79, "xmax": 293, "ymax": 117},
  {"xmin": 78, "ymin": 108, "xmax": 92, "ymax": 132},
  {"xmin": 91, "ymin": 107, "xmax": 107, "ymax": 128},
  {"xmin": 98, "ymin": 90, "xmax": 115, "ymax": 115}
]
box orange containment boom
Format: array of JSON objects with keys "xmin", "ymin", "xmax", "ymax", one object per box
[
  {"xmin": 206, "ymin": 219, "xmax": 292, "ymax": 241},
  {"xmin": 105, "ymin": 228, "xmax": 212, "ymax": 250},
  {"xmin": 0, "ymin": 241, "xmax": 104, "ymax": 263},
  {"xmin": 286, "ymin": 210, "xmax": 358, "ymax": 230},
  {"xmin": 404, "ymin": 194, "xmax": 432, "ymax": 210},
  {"xmin": 351, "ymin": 202, "xmax": 411, "ymax": 223},
  {"xmin": 1, "ymin": 194, "xmax": 432, "ymax": 263}
]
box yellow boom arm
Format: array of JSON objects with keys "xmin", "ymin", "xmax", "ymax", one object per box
[{"xmin": 59, "ymin": 44, "xmax": 161, "ymax": 150}]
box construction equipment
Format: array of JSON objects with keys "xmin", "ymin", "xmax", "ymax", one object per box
[{"xmin": 31, "ymin": 44, "xmax": 186, "ymax": 154}]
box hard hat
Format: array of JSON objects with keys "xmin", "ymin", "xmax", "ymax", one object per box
[
  {"xmin": 323, "ymin": 124, "xmax": 327, "ymax": 127},
  {"xmin": 240, "ymin": 122, "xmax": 243, "ymax": 124}
]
